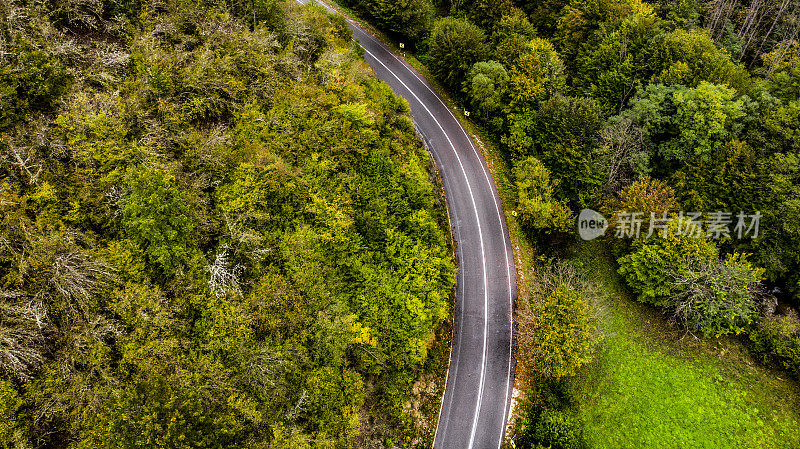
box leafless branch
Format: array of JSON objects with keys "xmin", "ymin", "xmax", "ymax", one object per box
[
  {"xmin": 50, "ymin": 250, "xmax": 117, "ymax": 314},
  {"xmin": 0, "ymin": 294, "xmax": 48, "ymax": 381},
  {"xmin": 599, "ymin": 117, "xmax": 643, "ymax": 193},
  {"xmin": 1, "ymin": 138, "xmax": 42, "ymax": 185},
  {"xmin": 206, "ymin": 245, "xmax": 244, "ymax": 298}
]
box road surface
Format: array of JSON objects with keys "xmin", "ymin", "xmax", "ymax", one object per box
[{"xmin": 297, "ymin": 2, "xmax": 517, "ymax": 447}]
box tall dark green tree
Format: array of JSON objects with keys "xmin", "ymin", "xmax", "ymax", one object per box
[
  {"xmin": 505, "ymin": 95, "xmax": 605, "ymax": 208},
  {"xmin": 427, "ymin": 17, "xmax": 489, "ymax": 90}
]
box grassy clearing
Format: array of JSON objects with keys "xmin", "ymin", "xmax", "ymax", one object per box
[{"xmin": 568, "ymin": 240, "xmax": 800, "ymax": 449}]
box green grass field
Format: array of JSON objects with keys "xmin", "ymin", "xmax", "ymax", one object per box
[{"xmin": 567, "ymin": 241, "xmax": 800, "ymax": 449}]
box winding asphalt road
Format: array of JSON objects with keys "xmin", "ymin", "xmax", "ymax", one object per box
[{"xmin": 296, "ymin": 2, "xmax": 518, "ymax": 447}]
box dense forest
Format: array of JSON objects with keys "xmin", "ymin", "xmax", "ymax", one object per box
[
  {"xmin": 0, "ymin": 0, "xmax": 457, "ymax": 447},
  {"xmin": 338, "ymin": 0, "xmax": 800, "ymax": 446}
]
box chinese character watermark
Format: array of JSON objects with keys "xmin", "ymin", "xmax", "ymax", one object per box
[{"xmin": 577, "ymin": 209, "xmax": 761, "ymax": 241}]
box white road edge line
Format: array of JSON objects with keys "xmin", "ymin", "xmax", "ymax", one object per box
[
  {"xmin": 358, "ymin": 46, "xmax": 490, "ymax": 449},
  {"xmin": 353, "ymin": 29, "xmax": 515, "ymax": 449}
]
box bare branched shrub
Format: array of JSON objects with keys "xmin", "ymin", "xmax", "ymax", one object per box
[
  {"xmin": 250, "ymin": 29, "xmax": 282, "ymax": 54},
  {"xmin": 49, "ymin": 38, "xmax": 90, "ymax": 68},
  {"xmin": 519, "ymin": 260, "xmax": 605, "ymax": 337},
  {"xmin": 0, "ymin": 326, "xmax": 45, "ymax": 382},
  {"xmin": 136, "ymin": 122, "xmax": 169, "ymax": 160},
  {"xmin": 206, "ymin": 245, "xmax": 244, "ymax": 297},
  {"xmin": 2, "ymin": 225, "xmax": 118, "ymax": 321},
  {"xmin": 104, "ymin": 185, "xmax": 125, "ymax": 216},
  {"xmin": 222, "ymin": 213, "xmax": 269, "ymax": 257},
  {"xmin": 0, "ymin": 292, "xmax": 47, "ymax": 329},
  {"xmin": 95, "ymin": 43, "xmax": 131, "ymax": 73},
  {"xmin": 704, "ymin": 0, "xmax": 739, "ymax": 40},
  {"xmin": 27, "ymin": 116, "xmax": 68, "ymax": 159},
  {"xmin": 285, "ymin": 389, "xmax": 308, "ymax": 421},
  {"xmin": 200, "ymin": 124, "xmax": 231, "ymax": 153},
  {"xmin": 286, "ymin": 19, "xmax": 327, "ymax": 68},
  {"xmin": 598, "ymin": 117, "xmax": 645, "ymax": 194},
  {"xmin": 702, "ymin": 0, "xmax": 800, "ymax": 64},
  {"xmin": 528, "ymin": 261, "xmax": 599, "ymax": 306},
  {"xmin": 194, "ymin": 124, "xmax": 233, "ymax": 168},
  {"xmin": 316, "ymin": 48, "xmax": 351, "ymax": 87},
  {"xmin": 151, "ymin": 16, "xmax": 178, "ymax": 37},
  {"xmin": 0, "ymin": 294, "xmax": 47, "ymax": 381},
  {"xmin": 0, "ymin": 2, "xmax": 32, "ymax": 41},
  {"xmin": 517, "ymin": 261, "xmax": 604, "ymax": 382},
  {"xmin": 0, "ymin": 137, "xmax": 42, "ymax": 185},
  {"xmin": 197, "ymin": 11, "xmax": 247, "ymax": 41},
  {"xmin": 765, "ymin": 38, "xmax": 800, "ymax": 78},
  {"xmin": 50, "ymin": 249, "xmax": 116, "ymax": 314},
  {"xmin": 244, "ymin": 346, "xmax": 291, "ymax": 389}
]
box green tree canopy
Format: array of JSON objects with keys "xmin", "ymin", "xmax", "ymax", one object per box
[
  {"xmin": 506, "ymin": 38, "xmax": 567, "ymax": 113},
  {"xmin": 464, "ymin": 60, "xmax": 509, "ymax": 128},
  {"xmin": 120, "ymin": 166, "xmax": 195, "ymax": 275},
  {"xmin": 618, "ymin": 219, "xmax": 720, "ymax": 306},
  {"xmin": 526, "ymin": 286, "xmax": 595, "ymax": 378},
  {"xmin": 513, "ymin": 156, "xmax": 574, "ymax": 235},
  {"xmin": 618, "ymin": 82, "xmax": 745, "ymax": 172},
  {"xmin": 427, "ymin": 17, "xmax": 489, "ymax": 90},
  {"xmin": 668, "ymin": 253, "xmax": 764, "ymax": 337},
  {"xmin": 505, "ymin": 95, "xmax": 605, "ymax": 208}
]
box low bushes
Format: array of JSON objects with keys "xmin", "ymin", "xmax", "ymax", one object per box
[
  {"xmin": 615, "ymin": 216, "xmax": 800, "ymax": 379},
  {"xmin": 533, "ymin": 409, "xmax": 586, "ymax": 449},
  {"xmin": 749, "ymin": 311, "xmax": 800, "ymax": 378},
  {"xmin": 515, "ymin": 262, "xmax": 598, "ymax": 448},
  {"xmin": 525, "ymin": 285, "xmax": 595, "ymax": 378},
  {"xmin": 617, "ymin": 219, "xmax": 766, "ymax": 337},
  {"xmin": 616, "ymin": 219, "xmax": 719, "ymax": 307}
]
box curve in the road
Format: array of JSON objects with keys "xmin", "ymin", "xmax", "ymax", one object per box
[{"xmin": 296, "ymin": 2, "xmax": 517, "ymax": 447}]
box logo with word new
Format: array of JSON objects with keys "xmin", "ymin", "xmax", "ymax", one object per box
[{"xmin": 577, "ymin": 209, "xmax": 608, "ymax": 241}]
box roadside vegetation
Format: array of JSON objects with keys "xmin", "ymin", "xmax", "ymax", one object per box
[
  {"xmin": 0, "ymin": 0, "xmax": 455, "ymax": 447},
  {"xmin": 335, "ymin": 0, "xmax": 800, "ymax": 446}
]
